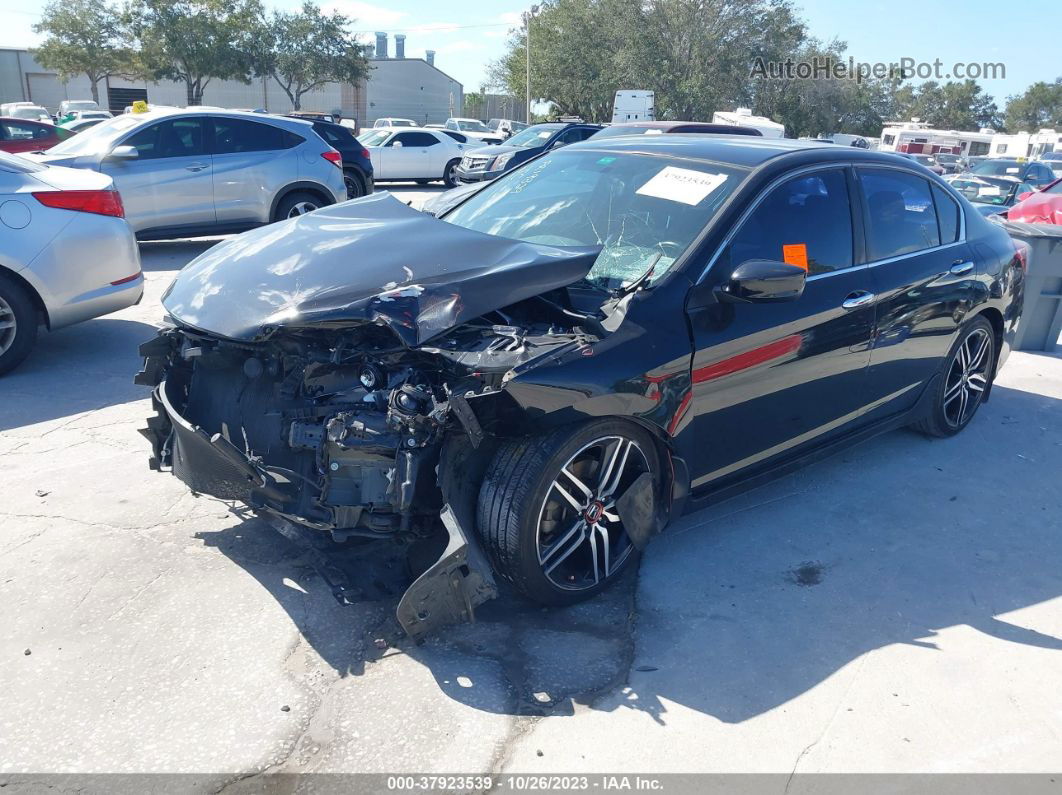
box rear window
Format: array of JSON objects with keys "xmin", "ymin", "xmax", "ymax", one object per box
[
  {"xmin": 212, "ymin": 118, "xmax": 299, "ymax": 153},
  {"xmin": 932, "ymin": 184, "xmax": 961, "ymax": 243},
  {"xmin": 314, "ymin": 123, "xmax": 354, "ymax": 147}
]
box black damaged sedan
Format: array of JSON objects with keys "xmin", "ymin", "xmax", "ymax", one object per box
[{"xmin": 138, "ymin": 138, "xmax": 1024, "ymax": 637}]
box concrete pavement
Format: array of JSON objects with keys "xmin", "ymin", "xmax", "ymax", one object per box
[{"xmin": 1, "ymin": 185, "xmax": 1060, "ymax": 784}]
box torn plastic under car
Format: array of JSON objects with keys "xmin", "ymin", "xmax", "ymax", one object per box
[{"xmin": 136, "ymin": 194, "xmax": 663, "ymax": 639}]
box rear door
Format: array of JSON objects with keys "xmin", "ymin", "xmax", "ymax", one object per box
[
  {"xmin": 209, "ymin": 116, "xmax": 302, "ymax": 225},
  {"xmin": 856, "ymin": 167, "xmax": 975, "ymax": 421},
  {"xmin": 683, "ymin": 167, "xmax": 876, "ymax": 489},
  {"xmin": 102, "ymin": 117, "xmax": 214, "ymax": 233}
]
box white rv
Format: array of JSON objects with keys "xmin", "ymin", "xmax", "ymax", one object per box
[
  {"xmin": 711, "ymin": 108, "xmax": 785, "ymax": 138},
  {"xmin": 612, "ymin": 90, "xmax": 655, "ymax": 123}
]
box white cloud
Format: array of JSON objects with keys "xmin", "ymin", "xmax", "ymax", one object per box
[
  {"xmin": 322, "ymin": 1, "xmax": 408, "ymax": 29},
  {"xmin": 497, "ymin": 11, "xmax": 523, "ymax": 25}
]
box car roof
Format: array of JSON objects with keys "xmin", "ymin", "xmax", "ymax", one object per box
[
  {"xmin": 567, "ymin": 133, "xmax": 915, "ymax": 169},
  {"xmin": 121, "ymin": 106, "xmax": 314, "ymax": 128}
]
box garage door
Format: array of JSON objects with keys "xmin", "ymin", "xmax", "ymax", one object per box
[{"xmin": 26, "ymin": 73, "xmax": 99, "ymax": 114}]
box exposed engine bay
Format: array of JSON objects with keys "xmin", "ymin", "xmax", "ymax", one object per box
[{"xmin": 136, "ymin": 193, "xmax": 668, "ymax": 638}]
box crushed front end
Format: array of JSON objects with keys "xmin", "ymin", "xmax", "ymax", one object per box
[{"xmin": 137, "ymin": 315, "xmax": 596, "ymax": 636}]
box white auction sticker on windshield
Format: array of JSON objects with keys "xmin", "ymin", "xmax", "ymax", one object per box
[
  {"xmin": 978, "ymin": 185, "xmax": 1001, "ymax": 196},
  {"xmin": 636, "ymin": 166, "xmax": 728, "ymax": 205}
]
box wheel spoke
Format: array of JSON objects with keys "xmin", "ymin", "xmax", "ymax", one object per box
[
  {"xmin": 0, "ymin": 319, "xmax": 14, "ymax": 330},
  {"xmin": 551, "ymin": 479, "xmax": 584, "ymax": 512},
  {"xmin": 594, "ymin": 524, "xmax": 611, "ymax": 579},
  {"xmin": 967, "ymin": 374, "xmax": 986, "ymax": 392},
  {"xmin": 956, "ymin": 341, "xmax": 969, "ymax": 372},
  {"xmin": 968, "ymin": 332, "xmax": 990, "ymax": 372},
  {"xmin": 543, "ymin": 520, "xmax": 588, "ymax": 574},
  {"xmin": 943, "ymin": 379, "xmax": 964, "ymax": 405},
  {"xmin": 599, "ymin": 439, "xmax": 632, "ymax": 498},
  {"xmin": 587, "ymin": 528, "xmax": 600, "ymax": 584},
  {"xmin": 560, "ymin": 466, "xmax": 594, "ymax": 502},
  {"xmin": 957, "ymin": 384, "xmax": 969, "ymax": 423}
]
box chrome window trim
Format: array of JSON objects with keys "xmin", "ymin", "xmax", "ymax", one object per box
[{"xmin": 696, "ymin": 160, "xmax": 968, "ymax": 286}]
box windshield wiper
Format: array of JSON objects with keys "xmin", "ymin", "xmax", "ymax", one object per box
[{"xmin": 611, "ymin": 253, "xmax": 662, "ymax": 298}]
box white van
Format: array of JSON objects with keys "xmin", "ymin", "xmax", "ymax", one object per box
[
  {"xmin": 1, "ymin": 103, "xmax": 52, "ymax": 123},
  {"xmin": 612, "ymin": 90, "xmax": 655, "ymax": 123}
]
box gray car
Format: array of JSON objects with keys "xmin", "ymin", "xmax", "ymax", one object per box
[
  {"xmin": 0, "ymin": 151, "xmax": 143, "ymax": 374},
  {"xmin": 31, "ymin": 108, "xmax": 347, "ymax": 240}
]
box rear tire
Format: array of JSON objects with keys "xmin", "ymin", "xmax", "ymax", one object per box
[
  {"xmin": 0, "ymin": 272, "xmax": 39, "ymax": 376},
  {"xmin": 912, "ymin": 315, "xmax": 996, "ymax": 438},
  {"xmin": 274, "ymin": 191, "xmax": 324, "ymax": 222},
  {"xmin": 344, "ymin": 169, "xmax": 366, "ymax": 200},
  {"xmin": 443, "ymin": 159, "xmax": 461, "ymax": 188},
  {"xmin": 476, "ymin": 419, "xmax": 661, "ymax": 606}
]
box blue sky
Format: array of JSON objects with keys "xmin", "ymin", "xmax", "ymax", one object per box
[{"xmin": 1, "ymin": 0, "xmax": 1057, "ymax": 107}]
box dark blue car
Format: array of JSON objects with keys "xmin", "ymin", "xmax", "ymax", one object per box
[
  {"xmin": 294, "ymin": 117, "xmax": 375, "ymax": 199},
  {"xmin": 455, "ymin": 122, "xmax": 601, "ymax": 183}
]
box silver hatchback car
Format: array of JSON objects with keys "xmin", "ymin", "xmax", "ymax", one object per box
[
  {"xmin": 0, "ymin": 152, "xmax": 143, "ymax": 374},
  {"xmin": 32, "ymin": 108, "xmax": 347, "ymax": 240}
]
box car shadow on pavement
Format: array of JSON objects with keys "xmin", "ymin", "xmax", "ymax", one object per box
[
  {"xmin": 138, "ymin": 239, "xmax": 225, "ymax": 272},
  {"xmin": 0, "ymin": 318, "xmax": 159, "ymax": 431},
  {"xmin": 192, "ymin": 383, "xmax": 1062, "ymax": 724}
]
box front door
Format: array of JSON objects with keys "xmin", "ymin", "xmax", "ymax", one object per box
[
  {"xmin": 102, "ymin": 117, "xmax": 214, "ymax": 233},
  {"xmin": 383, "ymin": 131, "xmax": 438, "ymax": 179},
  {"xmin": 682, "ymin": 167, "xmax": 876, "ymax": 491}
]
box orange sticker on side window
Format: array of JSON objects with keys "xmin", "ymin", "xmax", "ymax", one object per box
[{"xmin": 782, "ymin": 243, "xmax": 809, "ymax": 270}]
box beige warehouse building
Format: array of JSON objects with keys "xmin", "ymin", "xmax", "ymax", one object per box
[{"xmin": 0, "ymin": 33, "xmax": 464, "ymax": 130}]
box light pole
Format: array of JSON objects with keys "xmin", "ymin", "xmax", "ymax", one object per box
[{"xmin": 524, "ymin": 5, "xmax": 539, "ymax": 123}]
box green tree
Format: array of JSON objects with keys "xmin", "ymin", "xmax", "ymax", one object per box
[
  {"xmin": 489, "ymin": 0, "xmax": 645, "ymax": 122},
  {"xmin": 257, "ymin": 2, "xmax": 368, "ymax": 111},
  {"xmin": 32, "ymin": 0, "xmax": 135, "ymax": 104},
  {"xmin": 891, "ymin": 80, "xmax": 1000, "ymax": 130},
  {"xmin": 1005, "ymin": 78, "xmax": 1062, "ymax": 131},
  {"xmin": 128, "ymin": 0, "xmax": 263, "ymax": 106}
]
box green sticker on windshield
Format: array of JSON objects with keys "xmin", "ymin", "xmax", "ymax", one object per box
[{"xmin": 597, "ymin": 156, "xmax": 617, "ymax": 165}]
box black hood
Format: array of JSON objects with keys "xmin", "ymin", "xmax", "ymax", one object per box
[{"xmin": 162, "ymin": 192, "xmax": 598, "ymax": 346}]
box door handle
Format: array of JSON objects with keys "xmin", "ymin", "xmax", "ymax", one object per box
[
  {"xmin": 950, "ymin": 260, "xmax": 975, "ymax": 275},
  {"xmin": 841, "ymin": 291, "xmax": 875, "ymax": 310},
  {"xmin": 185, "ymin": 163, "xmax": 208, "ymax": 172}
]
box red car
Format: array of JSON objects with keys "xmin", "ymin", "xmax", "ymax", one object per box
[
  {"xmin": 1008, "ymin": 177, "xmax": 1062, "ymax": 225},
  {"xmin": 0, "ymin": 118, "xmax": 68, "ymax": 154}
]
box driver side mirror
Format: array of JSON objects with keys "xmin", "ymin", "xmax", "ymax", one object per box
[
  {"xmin": 107, "ymin": 145, "xmax": 139, "ymax": 161},
  {"xmin": 716, "ymin": 259, "xmax": 807, "ymax": 303},
  {"xmin": 390, "ymin": 140, "xmax": 403, "ymax": 148}
]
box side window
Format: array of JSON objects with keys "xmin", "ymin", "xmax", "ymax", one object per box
[
  {"xmin": 123, "ymin": 118, "xmax": 205, "ymax": 160},
  {"xmin": 212, "ymin": 118, "xmax": 291, "ymax": 154},
  {"xmin": 393, "ymin": 132, "xmax": 438, "ymax": 147},
  {"xmin": 445, "ymin": 120, "xmax": 458, "ymax": 130},
  {"xmin": 931, "ymin": 184, "xmax": 960, "ymax": 244},
  {"xmin": 576, "ymin": 127, "xmax": 598, "ymax": 142},
  {"xmin": 859, "ymin": 169, "xmax": 940, "ymax": 260},
  {"xmin": 1, "ymin": 121, "xmax": 45, "ymax": 140},
  {"xmin": 554, "ymin": 128, "xmax": 585, "ymax": 146},
  {"xmin": 723, "ymin": 169, "xmax": 854, "ymax": 276}
]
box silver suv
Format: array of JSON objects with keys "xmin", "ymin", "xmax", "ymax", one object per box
[{"xmin": 32, "ymin": 108, "xmax": 347, "ymax": 240}]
